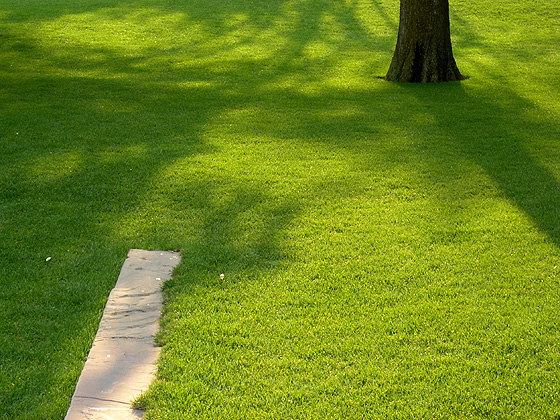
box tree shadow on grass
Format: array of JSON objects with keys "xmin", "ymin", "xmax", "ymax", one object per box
[
  {"xmin": 2, "ymin": 0, "xmax": 338, "ymax": 414},
  {"xmin": 452, "ymin": 87, "xmax": 560, "ymax": 246},
  {"xmin": 1, "ymin": 0, "xmax": 560, "ymax": 418},
  {"xmin": 0, "ymin": 63, "xmax": 305, "ymax": 416},
  {"xmin": 385, "ymin": 72, "xmax": 560, "ymax": 252}
]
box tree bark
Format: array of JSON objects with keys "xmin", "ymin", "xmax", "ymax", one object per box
[{"xmin": 386, "ymin": 0, "xmax": 464, "ymax": 83}]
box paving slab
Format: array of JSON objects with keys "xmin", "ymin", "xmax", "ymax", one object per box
[{"xmin": 65, "ymin": 249, "xmax": 181, "ymax": 420}]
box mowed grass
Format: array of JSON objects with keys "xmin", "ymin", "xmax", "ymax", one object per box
[{"xmin": 1, "ymin": 0, "xmax": 560, "ymax": 418}]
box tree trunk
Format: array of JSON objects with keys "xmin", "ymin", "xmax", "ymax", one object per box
[{"xmin": 386, "ymin": 0, "xmax": 464, "ymax": 83}]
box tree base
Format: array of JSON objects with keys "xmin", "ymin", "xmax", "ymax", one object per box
[
  {"xmin": 386, "ymin": 0, "xmax": 465, "ymax": 83},
  {"xmin": 385, "ymin": 44, "xmax": 465, "ymax": 83}
]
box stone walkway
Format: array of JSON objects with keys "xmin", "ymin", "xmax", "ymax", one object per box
[{"xmin": 65, "ymin": 249, "xmax": 181, "ymax": 420}]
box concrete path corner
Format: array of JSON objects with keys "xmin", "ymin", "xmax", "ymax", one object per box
[{"xmin": 65, "ymin": 249, "xmax": 181, "ymax": 420}]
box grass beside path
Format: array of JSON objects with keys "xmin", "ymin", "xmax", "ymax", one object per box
[{"xmin": 1, "ymin": 0, "xmax": 559, "ymax": 419}]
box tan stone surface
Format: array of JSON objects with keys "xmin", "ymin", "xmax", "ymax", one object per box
[{"xmin": 65, "ymin": 249, "xmax": 181, "ymax": 420}]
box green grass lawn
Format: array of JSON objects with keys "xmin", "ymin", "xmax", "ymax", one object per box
[{"xmin": 1, "ymin": 0, "xmax": 559, "ymax": 418}]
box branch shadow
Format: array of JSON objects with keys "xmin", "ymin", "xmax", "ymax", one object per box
[{"xmin": 444, "ymin": 85, "xmax": 560, "ymax": 245}]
